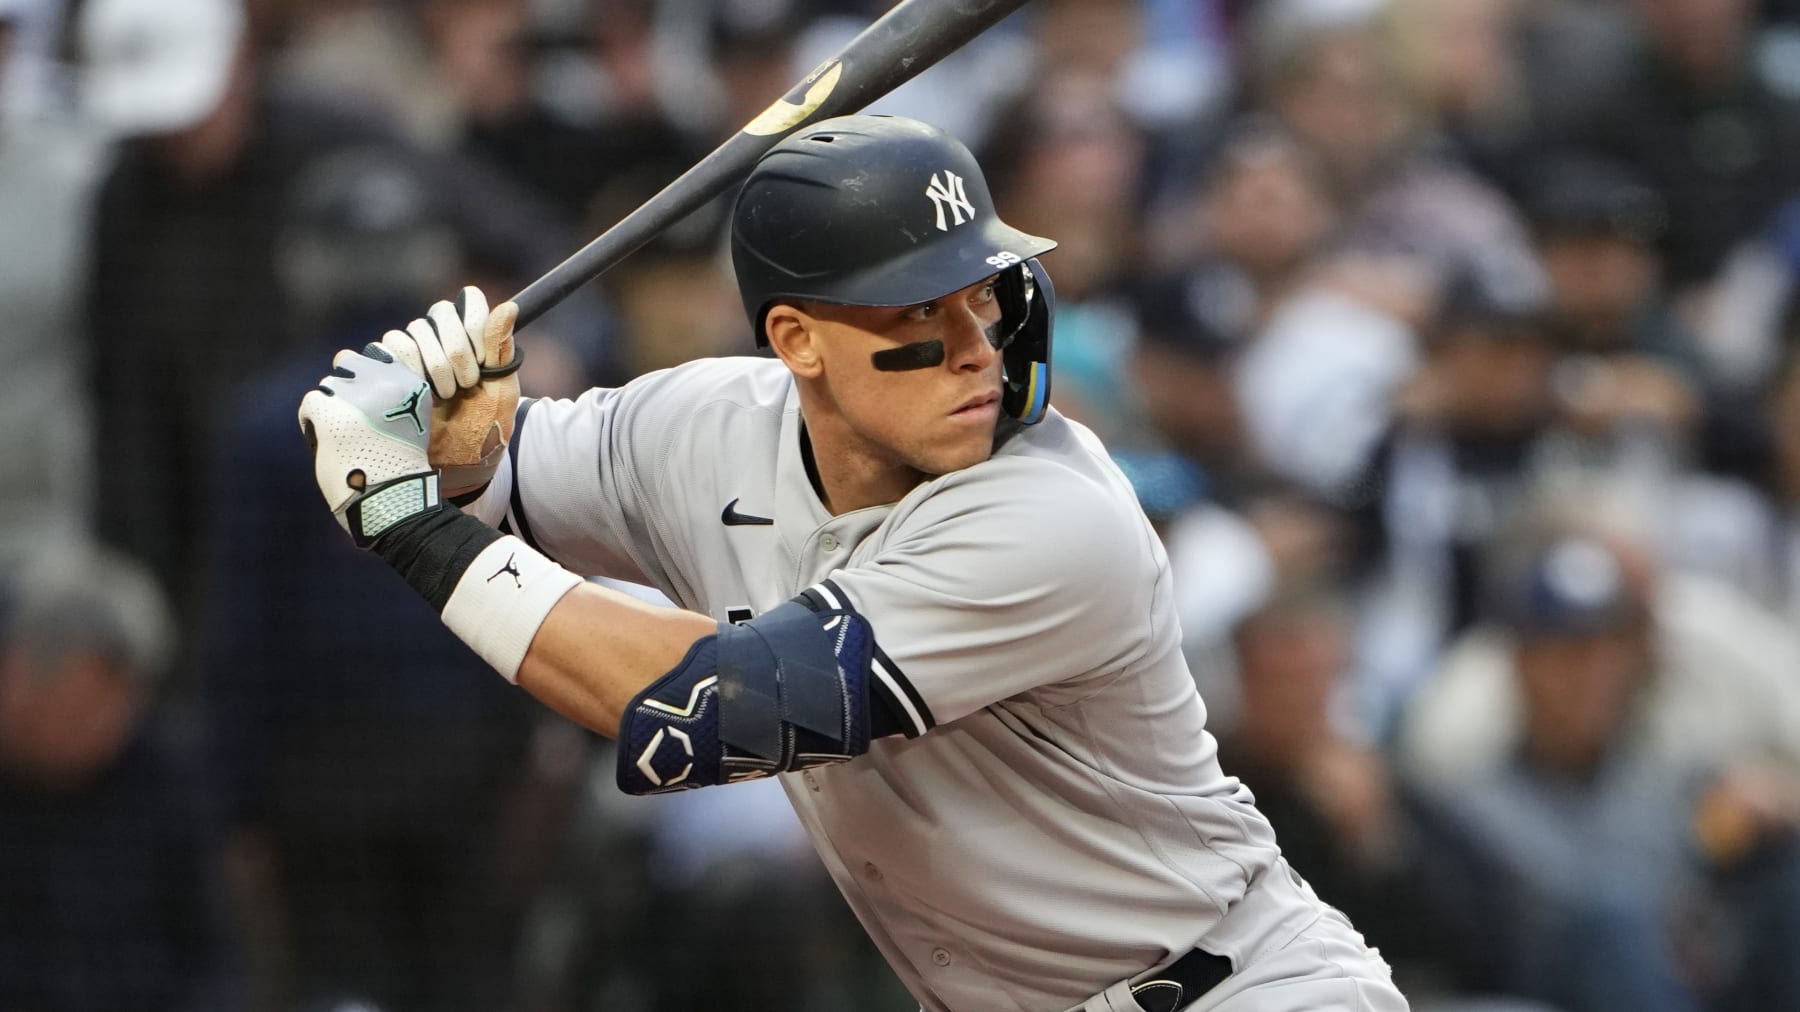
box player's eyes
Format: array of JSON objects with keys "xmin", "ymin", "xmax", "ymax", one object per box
[{"xmin": 901, "ymin": 283, "xmax": 995, "ymax": 324}]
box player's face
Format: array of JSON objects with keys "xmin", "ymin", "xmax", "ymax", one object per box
[{"xmin": 806, "ymin": 276, "xmax": 1007, "ymax": 482}]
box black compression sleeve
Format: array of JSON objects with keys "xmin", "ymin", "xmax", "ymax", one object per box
[{"xmin": 369, "ymin": 506, "xmax": 504, "ymax": 612}]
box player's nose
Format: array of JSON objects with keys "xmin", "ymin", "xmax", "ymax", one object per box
[{"xmin": 943, "ymin": 305, "xmax": 1000, "ymax": 372}]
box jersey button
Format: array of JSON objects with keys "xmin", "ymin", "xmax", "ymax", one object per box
[
  {"xmin": 819, "ymin": 533, "xmax": 841, "ymax": 552},
  {"xmin": 803, "ymin": 770, "xmax": 821, "ymax": 792},
  {"xmin": 863, "ymin": 861, "xmax": 883, "ymax": 882},
  {"xmin": 931, "ymin": 947, "xmax": 953, "ymax": 967}
]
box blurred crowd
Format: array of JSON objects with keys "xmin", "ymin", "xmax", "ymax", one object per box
[{"xmin": 4, "ymin": 0, "xmax": 1800, "ymax": 1010}]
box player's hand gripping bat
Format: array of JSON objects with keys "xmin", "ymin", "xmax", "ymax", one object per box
[{"xmin": 478, "ymin": 0, "xmax": 1036, "ymax": 376}]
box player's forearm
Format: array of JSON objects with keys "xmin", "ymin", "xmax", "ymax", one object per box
[
  {"xmin": 516, "ymin": 583, "xmax": 718, "ymax": 737},
  {"xmin": 365, "ymin": 510, "xmax": 716, "ymax": 734}
]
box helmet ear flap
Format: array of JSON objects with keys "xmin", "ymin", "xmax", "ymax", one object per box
[{"xmin": 998, "ymin": 259, "xmax": 1054, "ymax": 424}]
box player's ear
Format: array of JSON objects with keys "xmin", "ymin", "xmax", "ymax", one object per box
[{"xmin": 765, "ymin": 302, "xmax": 824, "ymax": 378}]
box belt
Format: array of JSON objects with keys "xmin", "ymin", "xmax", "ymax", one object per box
[{"xmin": 1127, "ymin": 946, "xmax": 1233, "ymax": 1012}]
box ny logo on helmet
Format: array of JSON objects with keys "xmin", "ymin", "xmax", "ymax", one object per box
[{"xmin": 926, "ymin": 170, "xmax": 975, "ymax": 231}]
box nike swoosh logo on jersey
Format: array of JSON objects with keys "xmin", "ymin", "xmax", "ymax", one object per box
[{"xmin": 721, "ymin": 499, "xmax": 775, "ymax": 526}]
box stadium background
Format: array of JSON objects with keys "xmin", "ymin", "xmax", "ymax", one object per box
[{"xmin": 5, "ymin": 0, "xmax": 1800, "ymax": 1010}]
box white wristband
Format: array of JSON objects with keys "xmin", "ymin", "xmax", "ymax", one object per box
[{"xmin": 440, "ymin": 535, "xmax": 583, "ymax": 682}]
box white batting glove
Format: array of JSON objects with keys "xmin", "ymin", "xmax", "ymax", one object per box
[
  {"xmin": 378, "ymin": 285, "xmax": 521, "ymax": 495},
  {"xmin": 297, "ymin": 346, "xmax": 443, "ymax": 548}
]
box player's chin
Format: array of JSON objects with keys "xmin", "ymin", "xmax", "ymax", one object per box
[{"xmin": 918, "ymin": 429, "xmax": 997, "ymax": 475}]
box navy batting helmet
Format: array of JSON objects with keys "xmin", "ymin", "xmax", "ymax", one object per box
[{"xmin": 730, "ymin": 115, "xmax": 1058, "ymax": 424}]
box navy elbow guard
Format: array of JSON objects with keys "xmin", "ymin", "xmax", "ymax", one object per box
[{"xmin": 617, "ymin": 600, "xmax": 875, "ymax": 794}]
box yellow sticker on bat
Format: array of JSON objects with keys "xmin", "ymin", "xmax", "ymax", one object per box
[{"xmin": 743, "ymin": 61, "xmax": 844, "ymax": 137}]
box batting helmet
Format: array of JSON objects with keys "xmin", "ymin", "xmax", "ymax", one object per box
[{"xmin": 731, "ymin": 115, "xmax": 1059, "ymax": 424}]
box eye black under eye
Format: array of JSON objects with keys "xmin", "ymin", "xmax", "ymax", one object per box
[{"xmin": 871, "ymin": 340, "xmax": 947, "ymax": 371}]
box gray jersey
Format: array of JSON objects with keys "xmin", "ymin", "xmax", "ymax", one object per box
[{"xmin": 473, "ymin": 357, "xmax": 1312, "ymax": 1011}]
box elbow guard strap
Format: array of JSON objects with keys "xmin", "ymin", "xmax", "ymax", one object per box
[{"xmin": 617, "ymin": 600, "xmax": 874, "ymax": 794}]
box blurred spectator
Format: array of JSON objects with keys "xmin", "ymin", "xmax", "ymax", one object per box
[
  {"xmin": 1144, "ymin": 115, "xmax": 1339, "ymax": 324},
  {"xmin": 1513, "ymin": 151, "xmax": 1794, "ymax": 520},
  {"xmin": 1184, "ymin": 117, "xmax": 1339, "ymax": 316},
  {"xmin": 203, "ymin": 144, "xmax": 552, "ymax": 1012},
  {"xmin": 0, "ymin": 538, "xmax": 239, "ymax": 1011},
  {"xmin": 1230, "ymin": 247, "xmax": 1429, "ymax": 498},
  {"xmin": 454, "ymin": 0, "xmax": 705, "ymax": 226},
  {"xmin": 1399, "ymin": 515, "xmax": 1800, "ymax": 1011},
  {"xmin": 81, "ymin": 0, "xmax": 387, "ymax": 637},
  {"xmin": 1216, "ymin": 582, "xmax": 1465, "ymax": 997},
  {"xmin": 80, "ymin": 0, "xmax": 570, "ymax": 660},
  {"xmin": 1521, "ymin": 161, "xmax": 1712, "ymax": 475},
  {"xmin": 1243, "ymin": 0, "xmax": 1527, "ymax": 247},
  {"xmin": 0, "ymin": 0, "xmax": 105, "ymax": 563},
  {"xmin": 1132, "ymin": 116, "xmax": 1340, "ymax": 491},
  {"xmin": 1398, "ymin": 492, "xmax": 1800, "ymax": 801},
  {"xmin": 267, "ymin": 0, "xmax": 526, "ymax": 151},
  {"xmin": 1340, "ymin": 258, "xmax": 1563, "ymax": 733},
  {"xmin": 1229, "ymin": 0, "xmax": 1543, "ymax": 499},
  {"xmin": 1352, "ymin": 254, "xmax": 1752, "ymax": 735},
  {"xmin": 982, "ymin": 67, "xmax": 1152, "ymax": 446},
  {"xmin": 1721, "ymin": 345, "xmax": 1800, "ymax": 618},
  {"xmin": 1388, "ymin": 0, "xmax": 1535, "ymax": 191},
  {"xmin": 1691, "ymin": 191, "xmax": 1800, "ymax": 398},
  {"xmin": 1023, "ymin": 0, "xmax": 1229, "ymax": 135},
  {"xmin": 1388, "ymin": 0, "xmax": 1638, "ymax": 198},
  {"xmin": 1506, "ymin": 0, "xmax": 1642, "ymax": 146},
  {"xmin": 1129, "ymin": 262, "xmax": 1254, "ymax": 483},
  {"xmin": 1240, "ymin": 0, "xmax": 1410, "ymax": 200},
  {"xmin": 274, "ymin": 144, "xmax": 465, "ymax": 340},
  {"xmin": 0, "ymin": 0, "xmax": 65, "ymax": 117},
  {"xmin": 704, "ymin": 0, "xmax": 818, "ymax": 134},
  {"xmin": 514, "ymin": 0, "xmax": 786, "ymax": 376},
  {"xmin": 1522, "ymin": 153, "xmax": 1705, "ymax": 377},
  {"xmin": 413, "ymin": 0, "xmax": 532, "ymax": 133},
  {"xmin": 1224, "ymin": 586, "xmax": 1387, "ymax": 851},
  {"xmin": 375, "ymin": 0, "xmax": 711, "ymax": 386},
  {"xmin": 1543, "ymin": 0, "xmax": 1800, "ymax": 298}
]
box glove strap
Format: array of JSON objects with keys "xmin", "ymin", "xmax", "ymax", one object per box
[
  {"xmin": 345, "ymin": 470, "xmax": 441, "ymax": 549},
  {"xmin": 477, "ymin": 345, "xmax": 525, "ymax": 379}
]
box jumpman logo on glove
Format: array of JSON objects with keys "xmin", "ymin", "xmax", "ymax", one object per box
[{"xmin": 382, "ymin": 382, "xmax": 430, "ymax": 436}]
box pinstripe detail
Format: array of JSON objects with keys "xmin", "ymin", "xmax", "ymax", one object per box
[{"xmin": 814, "ymin": 579, "xmax": 934, "ymax": 737}]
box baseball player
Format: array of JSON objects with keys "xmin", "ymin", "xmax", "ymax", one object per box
[{"xmin": 296, "ymin": 115, "xmax": 1409, "ymax": 1012}]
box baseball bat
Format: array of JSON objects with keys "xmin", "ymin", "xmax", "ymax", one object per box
[{"xmin": 505, "ymin": 0, "xmax": 1036, "ymax": 330}]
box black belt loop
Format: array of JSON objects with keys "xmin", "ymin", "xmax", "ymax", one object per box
[{"xmin": 1128, "ymin": 947, "xmax": 1233, "ymax": 1012}]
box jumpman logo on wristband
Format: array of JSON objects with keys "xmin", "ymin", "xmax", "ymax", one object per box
[{"xmin": 488, "ymin": 552, "xmax": 523, "ymax": 588}]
